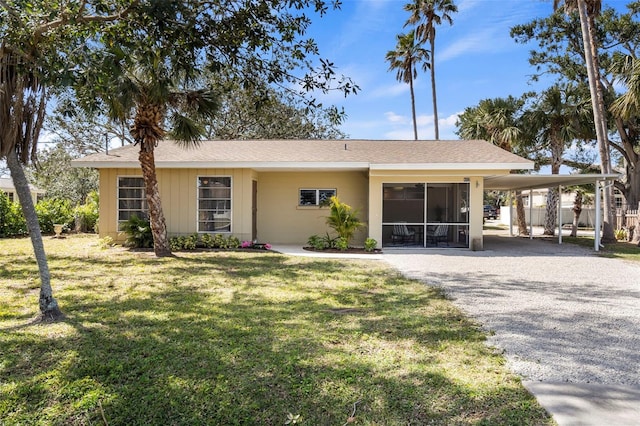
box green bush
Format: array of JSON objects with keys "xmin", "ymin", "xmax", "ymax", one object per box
[
  {"xmin": 200, "ymin": 233, "xmax": 214, "ymax": 248},
  {"xmin": 0, "ymin": 192, "xmax": 27, "ymax": 237},
  {"xmin": 227, "ymin": 236, "xmax": 241, "ymax": 249},
  {"xmin": 120, "ymin": 215, "xmax": 153, "ymax": 248},
  {"xmin": 364, "ymin": 237, "xmax": 377, "ymax": 252},
  {"xmin": 307, "ymin": 235, "xmax": 325, "ymax": 250},
  {"xmin": 335, "ymin": 237, "xmax": 348, "ymax": 251},
  {"xmin": 35, "ymin": 198, "xmax": 74, "ymax": 234},
  {"xmin": 74, "ymin": 191, "xmax": 99, "ymax": 233}
]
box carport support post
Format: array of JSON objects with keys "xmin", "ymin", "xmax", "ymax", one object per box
[
  {"xmin": 595, "ymin": 180, "xmax": 601, "ymax": 252},
  {"xmin": 529, "ymin": 187, "xmax": 533, "ymax": 239},
  {"xmin": 509, "ymin": 191, "xmax": 514, "ymax": 236},
  {"xmin": 558, "ymin": 185, "xmax": 562, "ymax": 245}
]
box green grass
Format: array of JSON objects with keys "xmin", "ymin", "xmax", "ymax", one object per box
[
  {"xmin": 562, "ymin": 236, "xmax": 640, "ymax": 262},
  {"xmin": 0, "ymin": 235, "xmax": 553, "ymax": 425}
]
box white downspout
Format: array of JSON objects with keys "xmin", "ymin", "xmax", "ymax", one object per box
[{"xmin": 595, "ymin": 180, "xmax": 601, "ymax": 251}]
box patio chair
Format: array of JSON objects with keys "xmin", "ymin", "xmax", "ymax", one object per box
[
  {"xmin": 427, "ymin": 224, "xmax": 448, "ymax": 246},
  {"xmin": 391, "ymin": 223, "xmax": 415, "ymax": 245}
]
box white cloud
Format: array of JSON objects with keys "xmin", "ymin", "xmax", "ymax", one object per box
[{"xmin": 384, "ymin": 111, "xmax": 408, "ymax": 124}]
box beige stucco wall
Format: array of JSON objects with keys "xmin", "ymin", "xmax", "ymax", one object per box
[{"xmin": 255, "ymin": 171, "xmax": 369, "ymax": 245}]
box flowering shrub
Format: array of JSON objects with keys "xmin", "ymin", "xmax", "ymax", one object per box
[{"xmin": 241, "ymin": 240, "xmax": 272, "ymax": 250}]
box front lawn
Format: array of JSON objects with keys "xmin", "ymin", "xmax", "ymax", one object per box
[{"xmin": 0, "ymin": 235, "xmax": 552, "ymax": 425}]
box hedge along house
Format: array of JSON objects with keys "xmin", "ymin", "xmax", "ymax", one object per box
[{"xmin": 72, "ymin": 139, "xmax": 535, "ymax": 250}]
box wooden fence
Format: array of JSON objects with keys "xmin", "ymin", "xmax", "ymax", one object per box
[{"xmin": 616, "ymin": 207, "xmax": 639, "ymax": 233}]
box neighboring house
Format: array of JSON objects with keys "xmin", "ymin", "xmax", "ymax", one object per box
[
  {"xmin": 521, "ymin": 188, "xmax": 583, "ymax": 209},
  {"xmin": 72, "ymin": 139, "xmax": 536, "ymax": 250},
  {"xmin": 0, "ymin": 177, "xmax": 45, "ymax": 205}
]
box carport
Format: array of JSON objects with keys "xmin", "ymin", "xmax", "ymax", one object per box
[{"xmin": 484, "ymin": 173, "xmax": 620, "ymax": 251}]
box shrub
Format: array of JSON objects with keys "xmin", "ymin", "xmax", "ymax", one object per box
[
  {"xmin": 35, "ymin": 198, "xmax": 74, "ymax": 234},
  {"xmin": 307, "ymin": 235, "xmax": 326, "ymax": 250},
  {"xmin": 184, "ymin": 234, "xmax": 199, "ymax": 250},
  {"xmin": 200, "ymin": 233, "xmax": 214, "ymax": 248},
  {"xmin": 0, "ymin": 192, "xmax": 27, "ymax": 237},
  {"xmin": 213, "ymin": 234, "xmax": 227, "ymax": 249},
  {"xmin": 364, "ymin": 237, "xmax": 377, "ymax": 252},
  {"xmin": 335, "ymin": 237, "xmax": 348, "ymax": 251},
  {"xmin": 614, "ymin": 228, "xmax": 628, "ymax": 241},
  {"xmin": 227, "ymin": 236, "xmax": 241, "ymax": 249},
  {"xmin": 120, "ymin": 215, "xmax": 153, "ymax": 248},
  {"xmin": 74, "ymin": 191, "xmax": 99, "ymax": 233},
  {"xmin": 325, "ymin": 196, "xmax": 364, "ymax": 246}
]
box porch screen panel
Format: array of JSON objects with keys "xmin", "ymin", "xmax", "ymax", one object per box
[
  {"xmin": 382, "ymin": 184, "xmax": 424, "ymax": 223},
  {"xmin": 198, "ymin": 176, "xmax": 232, "ymax": 232}
]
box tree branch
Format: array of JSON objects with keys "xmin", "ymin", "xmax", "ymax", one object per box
[{"xmin": 34, "ymin": 1, "xmax": 139, "ymax": 38}]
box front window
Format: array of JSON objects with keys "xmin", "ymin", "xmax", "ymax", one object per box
[
  {"xmin": 299, "ymin": 188, "xmax": 336, "ymax": 206},
  {"xmin": 198, "ymin": 176, "xmax": 232, "ymax": 233},
  {"xmin": 118, "ymin": 177, "xmax": 147, "ymax": 229}
]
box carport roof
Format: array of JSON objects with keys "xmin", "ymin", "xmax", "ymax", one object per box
[{"xmin": 484, "ymin": 173, "xmax": 620, "ymax": 191}]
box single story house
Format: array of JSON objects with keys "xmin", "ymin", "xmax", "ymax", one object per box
[
  {"xmin": 0, "ymin": 177, "xmax": 45, "ymax": 205},
  {"xmin": 73, "ymin": 139, "xmax": 540, "ymax": 250}
]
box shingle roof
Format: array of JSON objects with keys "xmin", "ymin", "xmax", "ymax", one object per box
[{"xmin": 72, "ymin": 139, "xmax": 534, "ymax": 171}]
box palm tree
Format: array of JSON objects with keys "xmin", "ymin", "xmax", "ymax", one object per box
[
  {"xmin": 554, "ymin": 0, "xmax": 616, "ymax": 243},
  {"xmin": 386, "ymin": 31, "xmax": 429, "ymax": 140},
  {"xmin": 404, "ymin": 0, "xmax": 457, "ymax": 140},
  {"xmin": 456, "ymin": 96, "xmax": 531, "ymax": 235},
  {"xmin": 92, "ymin": 55, "xmax": 218, "ymax": 257},
  {"xmin": 527, "ymin": 84, "xmax": 592, "ymax": 235}
]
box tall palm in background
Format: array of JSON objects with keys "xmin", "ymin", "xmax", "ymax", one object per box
[
  {"xmin": 526, "ymin": 84, "xmax": 592, "ymax": 235},
  {"xmin": 404, "ymin": 0, "xmax": 457, "ymax": 140},
  {"xmin": 456, "ymin": 96, "xmax": 531, "ymax": 235},
  {"xmin": 386, "ymin": 30, "xmax": 429, "ymax": 140},
  {"xmin": 554, "ymin": 0, "xmax": 615, "ymax": 243}
]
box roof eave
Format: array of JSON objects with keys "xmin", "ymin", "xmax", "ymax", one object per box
[{"xmin": 370, "ymin": 162, "xmax": 535, "ymax": 171}]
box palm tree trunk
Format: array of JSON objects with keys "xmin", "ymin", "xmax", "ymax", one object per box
[
  {"xmin": 543, "ymin": 189, "xmax": 559, "ymax": 235},
  {"xmin": 409, "ymin": 71, "xmax": 418, "ymax": 140},
  {"xmin": 543, "ymin": 138, "xmax": 563, "ymax": 235},
  {"xmin": 577, "ymin": 0, "xmax": 615, "ymax": 243},
  {"xmin": 571, "ymin": 191, "xmax": 583, "ymax": 237},
  {"xmin": 138, "ymin": 147, "xmax": 172, "ymax": 257},
  {"xmin": 6, "ymin": 148, "xmax": 63, "ymax": 321},
  {"xmin": 430, "ymin": 35, "xmax": 439, "ymax": 140},
  {"xmin": 515, "ymin": 191, "xmax": 529, "ymax": 236}
]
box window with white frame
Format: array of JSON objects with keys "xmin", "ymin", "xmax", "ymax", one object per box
[
  {"xmin": 299, "ymin": 188, "xmax": 336, "ymax": 206},
  {"xmin": 198, "ymin": 176, "xmax": 231, "ymax": 232},
  {"xmin": 118, "ymin": 177, "xmax": 147, "ymax": 229}
]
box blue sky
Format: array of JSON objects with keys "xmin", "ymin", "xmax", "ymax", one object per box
[{"xmin": 306, "ymin": 0, "xmax": 626, "ymax": 140}]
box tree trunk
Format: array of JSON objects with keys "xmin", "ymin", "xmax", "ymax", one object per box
[
  {"xmin": 6, "ymin": 149, "xmax": 63, "ymax": 321},
  {"xmin": 409, "ymin": 66, "xmax": 418, "ymax": 141},
  {"xmin": 543, "ymin": 139, "xmax": 563, "ymax": 235},
  {"xmin": 430, "ymin": 33, "xmax": 439, "ymax": 140},
  {"xmin": 578, "ymin": 0, "xmax": 616, "ymax": 243},
  {"xmin": 138, "ymin": 147, "xmax": 172, "ymax": 257},
  {"xmin": 515, "ymin": 191, "xmax": 529, "ymax": 236},
  {"xmin": 571, "ymin": 192, "xmax": 583, "ymax": 237},
  {"xmin": 543, "ymin": 188, "xmax": 559, "ymax": 235}
]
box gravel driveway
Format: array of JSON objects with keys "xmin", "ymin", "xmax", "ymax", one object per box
[{"xmin": 383, "ymin": 234, "xmax": 640, "ymax": 387}]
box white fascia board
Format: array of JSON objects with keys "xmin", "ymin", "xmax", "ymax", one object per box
[{"xmin": 370, "ymin": 162, "xmax": 535, "ymax": 171}]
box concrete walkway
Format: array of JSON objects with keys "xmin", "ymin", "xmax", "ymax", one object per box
[{"xmin": 272, "ymin": 235, "xmax": 640, "ymax": 425}]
